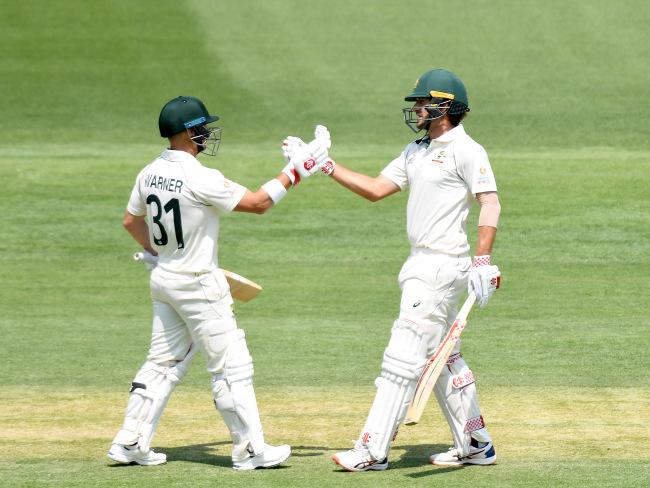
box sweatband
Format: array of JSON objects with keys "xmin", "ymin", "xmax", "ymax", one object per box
[{"xmin": 261, "ymin": 178, "xmax": 288, "ymax": 204}]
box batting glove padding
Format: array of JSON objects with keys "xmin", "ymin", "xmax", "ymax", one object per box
[{"xmin": 468, "ymin": 256, "xmax": 500, "ymax": 308}]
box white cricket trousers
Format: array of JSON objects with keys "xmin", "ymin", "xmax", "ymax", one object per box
[
  {"xmin": 357, "ymin": 250, "xmax": 473, "ymax": 460},
  {"xmin": 147, "ymin": 267, "xmax": 238, "ymax": 373},
  {"xmin": 397, "ymin": 249, "xmax": 470, "ymax": 344},
  {"xmin": 398, "ymin": 249, "xmax": 492, "ymax": 450}
]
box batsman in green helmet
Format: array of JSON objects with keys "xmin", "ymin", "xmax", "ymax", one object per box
[
  {"xmin": 282, "ymin": 69, "xmax": 503, "ymax": 471},
  {"xmin": 108, "ymin": 95, "xmax": 329, "ymax": 470}
]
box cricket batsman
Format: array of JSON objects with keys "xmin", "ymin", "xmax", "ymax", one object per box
[
  {"xmin": 286, "ymin": 69, "xmax": 501, "ymax": 470},
  {"xmin": 108, "ymin": 96, "xmax": 322, "ymax": 469}
]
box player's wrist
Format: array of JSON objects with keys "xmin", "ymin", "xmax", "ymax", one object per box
[
  {"xmin": 281, "ymin": 162, "xmax": 300, "ymax": 186},
  {"xmin": 144, "ymin": 247, "xmax": 158, "ymax": 257}
]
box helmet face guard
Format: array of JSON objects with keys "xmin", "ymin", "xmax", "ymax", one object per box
[
  {"xmin": 187, "ymin": 122, "xmax": 221, "ymax": 156},
  {"xmin": 402, "ymin": 97, "xmax": 453, "ymax": 133}
]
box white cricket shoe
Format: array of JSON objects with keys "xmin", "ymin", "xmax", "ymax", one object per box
[
  {"xmin": 107, "ymin": 443, "xmax": 167, "ymax": 466},
  {"xmin": 430, "ymin": 438, "xmax": 496, "ymax": 466},
  {"xmin": 331, "ymin": 446, "xmax": 388, "ymax": 472},
  {"xmin": 232, "ymin": 443, "xmax": 291, "ymax": 470}
]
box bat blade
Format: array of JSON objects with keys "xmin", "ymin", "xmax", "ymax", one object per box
[
  {"xmin": 404, "ymin": 294, "xmax": 476, "ymax": 425},
  {"xmin": 221, "ymin": 268, "xmax": 263, "ymax": 302}
]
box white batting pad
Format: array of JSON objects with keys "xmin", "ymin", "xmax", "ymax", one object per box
[
  {"xmin": 433, "ymin": 352, "xmax": 491, "ymax": 456},
  {"xmin": 113, "ymin": 345, "xmax": 196, "ymax": 452},
  {"xmin": 357, "ymin": 319, "xmax": 428, "ymax": 460},
  {"xmin": 212, "ymin": 329, "xmax": 265, "ymax": 459}
]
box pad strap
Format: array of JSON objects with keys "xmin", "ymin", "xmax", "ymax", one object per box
[
  {"xmin": 447, "ymin": 352, "xmax": 463, "ymax": 365},
  {"xmin": 464, "ymin": 415, "xmax": 486, "ymax": 433}
]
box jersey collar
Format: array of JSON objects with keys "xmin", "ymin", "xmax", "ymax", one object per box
[
  {"xmin": 431, "ymin": 124, "xmax": 466, "ymax": 144},
  {"xmin": 161, "ymin": 149, "xmax": 200, "ymax": 164},
  {"xmin": 416, "ymin": 124, "xmax": 466, "ymax": 147}
]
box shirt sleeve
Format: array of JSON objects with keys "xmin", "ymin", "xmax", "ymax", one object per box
[
  {"xmin": 456, "ymin": 140, "xmax": 498, "ymax": 195},
  {"xmin": 380, "ymin": 147, "xmax": 410, "ymax": 190},
  {"xmin": 126, "ymin": 170, "xmax": 147, "ymax": 216},
  {"xmin": 189, "ymin": 167, "xmax": 247, "ymax": 214}
]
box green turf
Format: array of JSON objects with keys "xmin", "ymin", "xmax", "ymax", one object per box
[{"xmin": 1, "ymin": 0, "xmax": 649, "ymax": 486}]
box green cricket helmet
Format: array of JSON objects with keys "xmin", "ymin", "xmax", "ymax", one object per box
[
  {"xmin": 402, "ymin": 69, "xmax": 470, "ymax": 133},
  {"xmin": 158, "ymin": 96, "xmax": 222, "ymax": 155}
]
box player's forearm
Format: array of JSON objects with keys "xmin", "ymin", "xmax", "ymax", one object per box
[
  {"xmin": 475, "ymin": 225, "xmax": 497, "ymax": 256},
  {"xmin": 123, "ymin": 212, "xmax": 156, "ymax": 255},
  {"xmin": 329, "ymin": 164, "xmax": 394, "ymax": 202},
  {"xmin": 235, "ymin": 174, "xmax": 293, "ymax": 214}
]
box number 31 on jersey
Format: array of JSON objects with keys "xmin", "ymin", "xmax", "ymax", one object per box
[{"xmin": 146, "ymin": 195, "xmax": 184, "ymax": 249}]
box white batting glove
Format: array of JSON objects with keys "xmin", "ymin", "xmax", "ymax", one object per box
[
  {"xmin": 310, "ymin": 124, "xmax": 336, "ymax": 175},
  {"xmin": 468, "ymin": 255, "xmax": 501, "ymax": 308},
  {"xmin": 314, "ymin": 124, "xmax": 331, "ymax": 150},
  {"xmin": 287, "ymin": 143, "xmax": 319, "ymax": 179},
  {"xmin": 133, "ymin": 250, "xmax": 159, "ymax": 271},
  {"xmin": 283, "ymin": 125, "xmax": 335, "ymax": 180},
  {"xmin": 285, "ymin": 133, "xmax": 322, "ymax": 180},
  {"xmin": 281, "ymin": 136, "xmax": 305, "ymax": 185}
]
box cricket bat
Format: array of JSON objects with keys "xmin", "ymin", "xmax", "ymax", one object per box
[
  {"xmin": 220, "ymin": 269, "xmax": 263, "ymax": 302},
  {"xmin": 404, "ymin": 293, "xmax": 476, "ymax": 425},
  {"xmin": 133, "ymin": 252, "xmax": 262, "ymax": 302}
]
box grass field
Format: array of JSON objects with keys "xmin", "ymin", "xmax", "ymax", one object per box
[{"xmin": 1, "ymin": 1, "xmax": 649, "ymax": 487}]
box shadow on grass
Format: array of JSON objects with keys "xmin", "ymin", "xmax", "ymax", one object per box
[
  {"xmin": 391, "ymin": 442, "xmax": 449, "ymax": 469},
  {"xmin": 107, "ymin": 440, "xmax": 473, "ymax": 476},
  {"xmin": 106, "ymin": 441, "xmax": 233, "ymax": 468},
  {"xmin": 397, "ymin": 442, "xmax": 499, "ymax": 478},
  {"xmin": 160, "ymin": 441, "xmax": 232, "ymax": 467},
  {"xmin": 107, "ymin": 442, "xmax": 353, "ymax": 468}
]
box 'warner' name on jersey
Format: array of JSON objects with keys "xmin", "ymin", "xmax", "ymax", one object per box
[{"xmin": 144, "ymin": 174, "xmax": 184, "ymax": 194}]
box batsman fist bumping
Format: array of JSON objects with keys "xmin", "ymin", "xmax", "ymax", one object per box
[
  {"xmin": 108, "ymin": 96, "xmax": 294, "ymax": 469},
  {"xmin": 320, "ymin": 69, "xmax": 501, "ymax": 471}
]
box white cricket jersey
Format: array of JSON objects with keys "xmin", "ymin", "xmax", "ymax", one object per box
[
  {"xmin": 127, "ymin": 149, "xmax": 246, "ymax": 274},
  {"xmin": 381, "ymin": 124, "xmax": 497, "ymax": 256}
]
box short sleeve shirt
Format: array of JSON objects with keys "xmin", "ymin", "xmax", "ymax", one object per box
[
  {"xmin": 380, "ymin": 124, "xmax": 497, "ymax": 255},
  {"xmin": 127, "ymin": 149, "xmax": 246, "ymax": 273}
]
